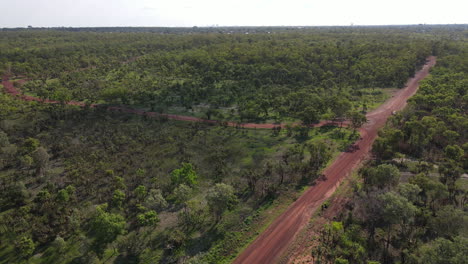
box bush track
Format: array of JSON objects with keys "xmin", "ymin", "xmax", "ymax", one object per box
[
  {"xmin": 1, "ymin": 57, "xmax": 436, "ymax": 264},
  {"xmin": 232, "ymin": 56, "xmax": 436, "ymax": 264},
  {"xmin": 2, "ymin": 76, "xmax": 345, "ymax": 129}
]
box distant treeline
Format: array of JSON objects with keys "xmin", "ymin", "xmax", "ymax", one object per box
[
  {"xmin": 1, "ymin": 24, "xmax": 467, "ymax": 34},
  {"xmin": 0, "ymin": 28, "xmax": 444, "ymax": 123}
]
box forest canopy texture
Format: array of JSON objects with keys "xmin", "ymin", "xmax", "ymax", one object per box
[
  {"xmin": 0, "ymin": 25, "xmax": 466, "ymax": 264},
  {"xmin": 311, "ymin": 38, "xmax": 467, "ymax": 264}
]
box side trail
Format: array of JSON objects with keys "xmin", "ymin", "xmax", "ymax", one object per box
[
  {"xmin": 1, "ymin": 76, "xmax": 345, "ymax": 129},
  {"xmin": 1, "ymin": 57, "xmax": 436, "ymax": 264}
]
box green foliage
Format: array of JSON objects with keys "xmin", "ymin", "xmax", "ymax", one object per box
[
  {"xmin": 101, "ymin": 86, "xmax": 131, "ymax": 104},
  {"xmin": 0, "ymin": 130, "xmax": 9, "ymax": 147},
  {"xmin": 105, "ymin": 169, "xmax": 115, "ymax": 177},
  {"xmin": 4, "ymin": 28, "xmax": 435, "ymax": 123},
  {"xmin": 144, "ymin": 189, "xmax": 168, "ymax": 211},
  {"xmin": 165, "ymin": 228, "xmax": 188, "ymax": 251},
  {"xmin": 332, "ymin": 98, "xmax": 352, "ymax": 120},
  {"xmin": 397, "ymin": 183, "xmax": 422, "ymax": 203},
  {"xmin": 1, "ymin": 181, "xmax": 28, "ymax": 209},
  {"xmin": 113, "ymin": 175, "xmax": 126, "ymax": 189},
  {"xmin": 35, "ymin": 190, "xmax": 51, "ymax": 203},
  {"xmin": 429, "ymin": 206, "xmax": 467, "ymax": 238},
  {"xmin": 307, "ymin": 140, "xmax": 333, "ymax": 172},
  {"xmin": 348, "ymin": 110, "xmax": 367, "ymax": 130},
  {"xmin": 335, "ymin": 258, "xmax": 349, "ymax": 264},
  {"xmin": 32, "ymin": 147, "xmax": 49, "ymax": 175},
  {"xmin": 314, "ymin": 44, "xmax": 468, "ymax": 264},
  {"xmin": 178, "ymin": 200, "xmax": 207, "ymax": 233},
  {"xmin": 136, "ymin": 210, "xmax": 159, "ymax": 227},
  {"xmin": 112, "ymin": 190, "xmax": 126, "ymax": 208},
  {"xmin": 412, "ymin": 237, "xmax": 468, "ymax": 264},
  {"xmin": 173, "ymin": 184, "xmax": 192, "ymax": 205},
  {"xmin": 409, "ymin": 173, "xmax": 449, "ymax": 206},
  {"xmin": 2, "ymin": 86, "xmax": 344, "ymax": 262},
  {"xmin": 22, "ymin": 137, "xmax": 39, "ymax": 154},
  {"xmin": 171, "ymin": 163, "xmax": 198, "ymax": 187},
  {"xmin": 445, "ymin": 145, "xmax": 464, "ymax": 161},
  {"xmin": 378, "ymin": 191, "xmax": 418, "ymax": 225},
  {"xmin": 51, "ymin": 236, "xmax": 66, "ymax": 253},
  {"xmin": 206, "ymin": 183, "xmax": 238, "ymax": 221},
  {"xmin": 15, "ymin": 236, "xmax": 35, "ymax": 259},
  {"xmin": 89, "ymin": 204, "xmax": 126, "ymax": 254},
  {"xmin": 134, "ymin": 185, "xmax": 147, "ymax": 201},
  {"xmin": 362, "ymin": 164, "xmax": 400, "ymax": 189},
  {"xmin": 312, "ymin": 222, "xmax": 367, "ymax": 263},
  {"xmin": 0, "ymin": 27, "xmax": 464, "ymax": 263},
  {"xmin": 65, "ymin": 185, "xmax": 76, "ymax": 196},
  {"xmin": 19, "ymin": 154, "xmax": 33, "ymax": 168},
  {"xmin": 375, "ymin": 47, "xmax": 468, "ymax": 164},
  {"xmin": 56, "ymin": 189, "xmax": 70, "ymax": 203}
]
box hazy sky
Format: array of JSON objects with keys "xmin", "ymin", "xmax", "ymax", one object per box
[{"xmin": 1, "ymin": 0, "xmax": 467, "ymax": 27}]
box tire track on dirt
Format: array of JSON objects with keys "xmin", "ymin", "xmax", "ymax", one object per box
[
  {"xmin": 1, "ymin": 57, "xmax": 436, "ymax": 263},
  {"xmin": 1, "ymin": 77, "xmax": 345, "ymax": 129},
  {"xmin": 232, "ymin": 56, "xmax": 436, "ymax": 264}
]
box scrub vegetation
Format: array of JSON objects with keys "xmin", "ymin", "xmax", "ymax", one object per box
[
  {"xmin": 0, "ymin": 25, "xmax": 465, "ymax": 263},
  {"xmin": 311, "ymin": 38, "xmax": 467, "ymax": 264}
]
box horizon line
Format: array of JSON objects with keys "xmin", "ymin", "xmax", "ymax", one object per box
[{"xmin": 2, "ymin": 23, "xmax": 468, "ymax": 29}]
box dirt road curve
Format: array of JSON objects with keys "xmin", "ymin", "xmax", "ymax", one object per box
[
  {"xmin": 1, "ymin": 57, "xmax": 436, "ymax": 263},
  {"xmin": 232, "ymin": 56, "xmax": 436, "ymax": 264},
  {"xmin": 1, "ymin": 78, "xmax": 343, "ymax": 129}
]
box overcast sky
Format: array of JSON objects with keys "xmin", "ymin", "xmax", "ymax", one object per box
[{"xmin": 0, "ymin": 0, "xmax": 466, "ymax": 27}]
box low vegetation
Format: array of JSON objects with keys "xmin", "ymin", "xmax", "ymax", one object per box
[
  {"xmin": 0, "ymin": 26, "xmax": 465, "ymax": 263},
  {"xmin": 311, "ymin": 38, "xmax": 467, "ymax": 264},
  {"xmin": 0, "ymin": 91, "xmax": 357, "ymax": 263}
]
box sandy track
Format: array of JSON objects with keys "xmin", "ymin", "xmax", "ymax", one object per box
[
  {"xmin": 1, "ymin": 77, "xmax": 345, "ymax": 129},
  {"xmin": 1, "ymin": 57, "xmax": 437, "ymax": 263},
  {"xmin": 232, "ymin": 56, "xmax": 436, "ymax": 264}
]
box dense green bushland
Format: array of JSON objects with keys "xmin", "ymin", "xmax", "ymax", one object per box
[
  {"xmin": 311, "ymin": 41, "xmax": 467, "ymax": 264},
  {"xmin": 0, "ymin": 92, "xmax": 357, "ymax": 263},
  {"xmin": 1, "ymin": 29, "xmax": 435, "ymax": 123},
  {"xmin": 0, "ymin": 27, "xmax": 464, "ymax": 263}
]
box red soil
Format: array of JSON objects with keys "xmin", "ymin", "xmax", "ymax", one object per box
[
  {"xmin": 1, "ymin": 57, "xmax": 436, "ymax": 264},
  {"xmin": 1, "ymin": 77, "xmax": 345, "ymax": 129},
  {"xmin": 232, "ymin": 56, "xmax": 436, "ymax": 264}
]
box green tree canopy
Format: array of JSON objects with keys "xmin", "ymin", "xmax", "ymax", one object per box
[
  {"xmin": 174, "ymin": 184, "xmax": 192, "ymax": 205},
  {"xmin": 136, "ymin": 210, "xmax": 160, "ymax": 227},
  {"xmin": 206, "ymin": 183, "xmax": 238, "ymax": 221},
  {"xmin": 362, "ymin": 164, "xmax": 400, "ymax": 189},
  {"xmin": 90, "ymin": 204, "xmax": 126, "ymax": 254},
  {"xmin": 378, "ymin": 192, "xmax": 418, "ymax": 226},
  {"xmin": 412, "ymin": 237, "xmax": 468, "ymax": 264},
  {"xmin": 15, "ymin": 236, "xmax": 35, "ymax": 259},
  {"xmin": 171, "ymin": 162, "xmax": 198, "ymax": 187},
  {"xmin": 112, "ymin": 190, "xmax": 126, "ymax": 208}
]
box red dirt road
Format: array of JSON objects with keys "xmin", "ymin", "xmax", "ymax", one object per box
[
  {"xmin": 232, "ymin": 56, "xmax": 436, "ymax": 264},
  {"xmin": 2, "ymin": 78, "xmax": 344, "ymax": 129},
  {"xmin": 1, "ymin": 57, "xmax": 437, "ymax": 263}
]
